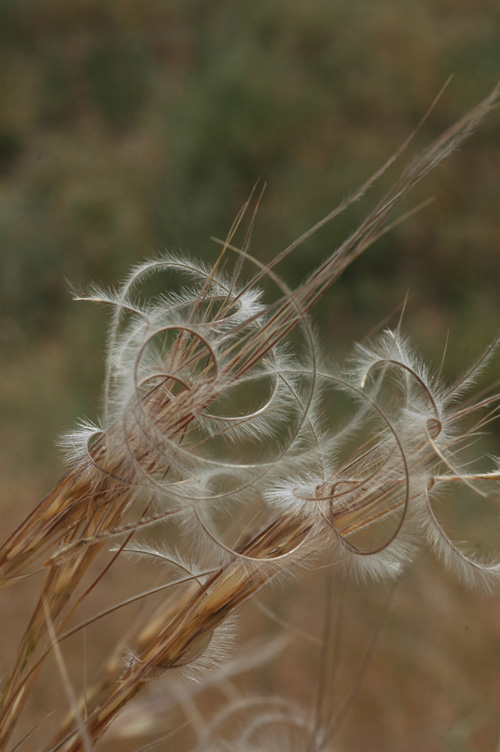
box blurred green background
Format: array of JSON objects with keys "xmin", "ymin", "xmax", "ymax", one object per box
[{"xmin": 1, "ymin": 1, "xmax": 500, "ymax": 749}]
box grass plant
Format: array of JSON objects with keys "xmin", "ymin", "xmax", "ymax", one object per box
[{"xmin": 1, "ymin": 85, "xmax": 500, "ymax": 751}]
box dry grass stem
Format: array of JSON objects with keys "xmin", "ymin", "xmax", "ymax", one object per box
[{"xmin": 1, "ymin": 85, "xmax": 499, "ymax": 751}]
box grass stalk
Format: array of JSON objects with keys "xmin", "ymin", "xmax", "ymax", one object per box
[{"xmin": 1, "ymin": 85, "xmax": 499, "ymax": 751}]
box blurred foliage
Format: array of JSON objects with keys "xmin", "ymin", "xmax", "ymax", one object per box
[{"xmin": 0, "ymin": 0, "xmax": 499, "ymax": 345}]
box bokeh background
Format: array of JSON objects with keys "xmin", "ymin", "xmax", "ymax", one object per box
[{"xmin": 1, "ymin": 1, "xmax": 500, "ymax": 750}]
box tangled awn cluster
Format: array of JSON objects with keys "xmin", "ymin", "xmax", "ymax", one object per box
[{"xmin": 1, "ymin": 85, "xmax": 499, "ymax": 751}]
